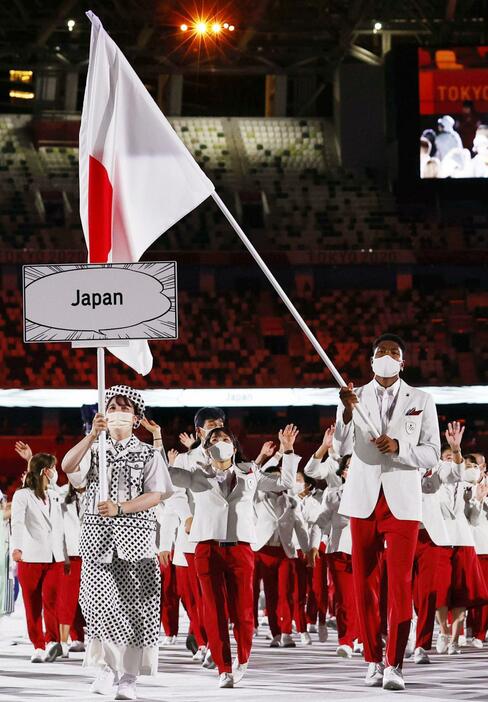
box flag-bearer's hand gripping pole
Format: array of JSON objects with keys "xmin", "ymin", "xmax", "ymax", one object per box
[{"xmin": 211, "ymin": 192, "xmax": 380, "ymax": 439}]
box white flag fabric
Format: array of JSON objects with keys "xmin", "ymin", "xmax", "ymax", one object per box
[{"xmin": 79, "ymin": 11, "xmax": 215, "ymax": 374}]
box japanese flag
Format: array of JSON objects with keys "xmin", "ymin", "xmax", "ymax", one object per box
[{"xmin": 79, "ymin": 11, "xmax": 214, "ymax": 374}]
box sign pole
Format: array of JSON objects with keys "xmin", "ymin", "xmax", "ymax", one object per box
[
  {"xmin": 211, "ymin": 191, "xmax": 380, "ymax": 438},
  {"xmin": 97, "ymin": 346, "xmax": 109, "ymax": 502}
]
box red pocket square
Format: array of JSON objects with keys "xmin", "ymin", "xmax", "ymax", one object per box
[{"xmin": 406, "ymin": 408, "xmax": 423, "ymax": 416}]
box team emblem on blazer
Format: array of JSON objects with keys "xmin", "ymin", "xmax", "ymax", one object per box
[
  {"xmin": 246, "ymin": 476, "xmax": 256, "ymax": 489},
  {"xmin": 405, "ymin": 420, "xmax": 416, "ymax": 434}
]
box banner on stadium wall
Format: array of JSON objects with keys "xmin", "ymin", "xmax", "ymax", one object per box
[
  {"xmin": 0, "ymin": 386, "xmax": 485, "ymax": 408},
  {"xmin": 9, "ymin": 249, "xmax": 488, "ymax": 266},
  {"xmin": 23, "ymin": 262, "xmax": 177, "ymax": 343}
]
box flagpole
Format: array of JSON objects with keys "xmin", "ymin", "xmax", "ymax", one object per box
[
  {"xmin": 211, "ymin": 191, "xmax": 380, "ymax": 438},
  {"xmin": 97, "ymin": 347, "xmax": 109, "ymax": 501}
]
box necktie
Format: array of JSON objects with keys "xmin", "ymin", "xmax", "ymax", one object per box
[{"xmin": 379, "ymin": 388, "xmax": 390, "ymax": 433}]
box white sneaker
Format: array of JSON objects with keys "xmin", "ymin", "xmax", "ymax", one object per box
[
  {"xmin": 232, "ymin": 658, "xmax": 248, "ymax": 684},
  {"xmin": 30, "ymin": 648, "xmax": 46, "ymax": 663},
  {"xmin": 68, "ymin": 640, "xmax": 85, "ymax": 653},
  {"xmin": 471, "ymin": 638, "xmax": 484, "ymax": 649},
  {"xmin": 219, "ymin": 673, "xmax": 234, "ymax": 688},
  {"xmin": 353, "ymin": 639, "xmax": 364, "ymax": 655},
  {"xmin": 436, "ymin": 633, "xmax": 450, "ymax": 654},
  {"xmin": 44, "ymin": 642, "xmax": 62, "ymax": 662},
  {"xmin": 300, "ymin": 632, "xmax": 312, "ymax": 645},
  {"xmin": 336, "ymin": 644, "xmax": 353, "ymax": 658},
  {"xmin": 318, "ymin": 624, "xmax": 328, "ymax": 642},
  {"xmin": 115, "ymin": 675, "xmax": 137, "ymax": 701},
  {"xmin": 90, "ymin": 666, "xmax": 115, "ymax": 695},
  {"xmin": 405, "ymin": 617, "xmax": 416, "ymax": 658},
  {"xmin": 280, "ymin": 633, "xmax": 296, "ymax": 648},
  {"xmin": 448, "ymin": 641, "xmax": 462, "ymax": 655},
  {"xmin": 61, "ymin": 642, "xmax": 70, "ymax": 659},
  {"xmin": 269, "ymin": 635, "xmax": 281, "ymax": 648},
  {"xmin": 192, "ymin": 646, "xmax": 206, "ymax": 662},
  {"xmin": 383, "ymin": 666, "xmax": 405, "ymax": 691},
  {"xmin": 365, "ymin": 662, "xmax": 384, "ymax": 687},
  {"xmin": 202, "ymin": 649, "xmax": 216, "ymax": 669},
  {"xmin": 162, "ymin": 635, "xmax": 177, "ymax": 645},
  {"xmin": 458, "ymin": 634, "xmax": 467, "ymax": 647},
  {"xmin": 308, "ymin": 624, "xmax": 317, "ymax": 633},
  {"xmin": 413, "ymin": 646, "xmax": 430, "ymax": 664}
]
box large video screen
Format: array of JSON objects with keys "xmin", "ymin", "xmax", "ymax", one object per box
[{"xmin": 419, "ymin": 47, "xmax": 488, "ymax": 178}]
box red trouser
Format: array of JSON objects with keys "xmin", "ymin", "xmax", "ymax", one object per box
[
  {"xmin": 59, "ymin": 556, "xmax": 85, "ymax": 642},
  {"xmin": 253, "ymin": 554, "xmax": 262, "ymax": 628},
  {"xmin": 413, "ymin": 530, "xmax": 445, "ymax": 650},
  {"xmin": 185, "ymin": 552, "xmax": 207, "ymax": 647},
  {"xmin": 160, "ymin": 557, "xmax": 180, "ymax": 637},
  {"xmin": 350, "ymin": 491, "xmax": 419, "ymax": 668},
  {"xmin": 328, "ymin": 552, "xmax": 358, "ymax": 647},
  {"xmin": 468, "ymin": 555, "xmax": 488, "ymax": 640},
  {"xmin": 175, "ymin": 563, "xmax": 206, "ymax": 647},
  {"xmin": 254, "ymin": 545, "xmax": 294, "ymax": 637},
  {"xmin": 308, "ymin": 544, "xmax": 328, "ymax": 625},
  {"xmin": 195, "ymin": 541, "xmax": 254, "ymax": 674},
  {"xmin": 436, "ymin": 545, "xmax": 488, "ymax": 609},
  {"xmin": 293, "ymin": 552, "xmax": 309, "ymax": 633},
  {"xmin": 17, "ymin": 561, "xmax": 64, "ymax": 649}
]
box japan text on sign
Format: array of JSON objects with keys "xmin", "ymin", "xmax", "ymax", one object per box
[{"xmin": 23, "ymin": 262, "xmax": 178, "ymax": 342}]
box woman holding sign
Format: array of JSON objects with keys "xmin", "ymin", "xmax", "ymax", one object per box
[{"xmin": 62, "ymin": 385, "xmax": 173, "ymax": 702}]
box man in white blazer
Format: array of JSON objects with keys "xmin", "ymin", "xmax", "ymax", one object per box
[{"xmin": 336, "ymin": 333, "xmax": 440, "ymax": 691}]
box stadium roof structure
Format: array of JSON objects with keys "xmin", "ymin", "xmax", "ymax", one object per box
[{"xmin": 0, "ymin": 0, "xmax": 487, "ymax": 78}]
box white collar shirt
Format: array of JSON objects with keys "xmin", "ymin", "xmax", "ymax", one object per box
[
  {"xmin": 374, "ymin": 378, "xmax": 401, "ymax": 432},
  {"xmin": 213, "ymin": 466, "xmax": 236, "ymax": 499}
]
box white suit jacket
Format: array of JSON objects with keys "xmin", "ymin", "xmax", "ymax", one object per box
[
  {"xmin": 467, "ymin": 493, "xmax": 488, "ymax": 554},
  {"xmin": 303, "ymin": 455, "xmax": 342, "ymax": 487},
  {"xmin": 164, "ymin": 459, "xmax": 197, "ymax": 557},
  {"xmin": 336, "ymin": 379, "xmax": 440, "ymax": 521},
  {"xmin": 421, "ymin": 461, "xmax": 478, "ymax": 546},
  {"xmin": 169, "ymin": 454, "xmax": 300, "ymax": 543},
  {"xmin": 173, "ymin": 444, "xmax": 207, "ymax": 471},
  {"xmin": 61, "ymin": 498, "xmax": 83, "ymax": 557},
  {"xmin": 10, "ymin": 488, "xmax": 66, "ymax": 563},
  {"xmin": 155, "ymin": 491, "xmax": 193, "ymax": 565},
  {"xmin": 310, "ymin": 486, "xmax": 351, "ymax": 554},
  {"xmin": 439, "ymin": 477, "xmax": 480, "ymax": 547},
  {"xmin": 253, "ymin": 490, "xmax": 309, "ymax": 557}
]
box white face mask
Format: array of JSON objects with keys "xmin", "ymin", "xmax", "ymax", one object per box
[
  {"xmin": 207, "ymin": 441, "xmax": 235, "ymax": 462},
  {"xmin": 372, "ymin": 355, "xmax": 402, "ymax": 378},
  {"xmin": 106, "ymin": 411, "xmax": 134, "ymax": 430},
  {"xmin": 48, "ymin": 468, "xmax": 58, "ymax": 486},
  {"xmin": 290, "ymin": 481, "xmax": 304, "ymax": 495}
]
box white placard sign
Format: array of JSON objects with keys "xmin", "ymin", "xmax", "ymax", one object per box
[{"xmin": 23, "ymin": 262, "xmax": 178, "ymax": 342}]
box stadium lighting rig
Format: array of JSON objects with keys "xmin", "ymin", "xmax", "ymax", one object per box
[{"xmin": 179, "ymin": 17, "xmax": 236, "ymax": 37}]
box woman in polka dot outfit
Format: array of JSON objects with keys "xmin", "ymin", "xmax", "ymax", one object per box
[{"xmin": 62, "ymin": 385, "xmax": 173, "ymax": 701}]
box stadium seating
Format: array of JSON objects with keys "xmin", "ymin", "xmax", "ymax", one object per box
[
  {"xmin": 0, "ymin": 114, "xmax": 487, "ymax": 251},
  {"xmin": 0, "ymin": 280, "xmax": 485, "ymax": 389}
]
